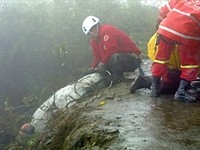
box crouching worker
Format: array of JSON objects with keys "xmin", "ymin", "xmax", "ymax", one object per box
[
  {"xmin": 150, "ymin": 0, "xmax": 200, "ymax": 103},
  {"xmin": 130, "ymin": 33, "xmax": 181, "ymax": 96},
  {"xmin": 82, "ymin": 15, "xmax": 142, "ymax": 77},
  {"xmin": 131, "ymin": 31, "xmax": 200, "ymax": 103}
]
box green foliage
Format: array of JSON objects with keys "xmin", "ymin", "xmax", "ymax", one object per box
[
  {"xmin": 0, "ymin": 99, "xmax": 28, "ymax": 147},
  {"xmin": 5, "ymin": 133, "xmax": 39, "ymax": 150}
]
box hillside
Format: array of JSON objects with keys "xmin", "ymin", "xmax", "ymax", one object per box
[{"xmin": 16, "ymin": 59, "xmax": 200, "ymax": 150}]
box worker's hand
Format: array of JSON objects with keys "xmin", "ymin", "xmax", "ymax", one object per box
[
  {"xmin": 88, "ymin": 67, "xmax": 94, "ymax": 72},
  {"xmin": 156, "ymin": 18, "xmax": 162, "ymax": 30},
  {"xmin": 82, "ymin": 67, "xmax": 95, "ymax": 76},
  {"xmin": 97, "ymin": 62, "xmax": 106, "ymax": 73}
]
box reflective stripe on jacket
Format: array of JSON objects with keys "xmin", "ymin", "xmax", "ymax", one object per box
[
  {"xmin": 180, "ymin": 64, "xmax": 199, "ymax": 69},
  {"xmin": 157, "ymin": 0, "xmax": 200, "ymax": 46},
  {"xmin": 147, "ymin": 32, "xmax": 180, "ymax": 69}
]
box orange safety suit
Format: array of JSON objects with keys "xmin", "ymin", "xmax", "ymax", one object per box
[{"xmin": 152, "ymin": 0, "xmax": 200, "ymax": 81}]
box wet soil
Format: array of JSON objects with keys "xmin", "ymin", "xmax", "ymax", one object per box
[{"xmin": 30, "ymin": 59, "xmax": 200, "ymax": 150}]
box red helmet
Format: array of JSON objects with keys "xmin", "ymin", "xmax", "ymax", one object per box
[{"xmin": 19, "ymin": 123, "xmax": 35, "ymax": 136}]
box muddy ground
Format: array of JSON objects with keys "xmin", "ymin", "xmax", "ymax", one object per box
[{"xmin": 27, "ymin": 59, "xmax": 200, "ymax": 150}]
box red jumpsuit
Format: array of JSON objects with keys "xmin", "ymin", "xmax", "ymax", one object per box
[
  {"xmin": 90, "ymin": 24, "xmax": 141, "ymax": 68},
  {"xmin": 152, "ymin": 0, "xmax": 200, "ymax": 81}
]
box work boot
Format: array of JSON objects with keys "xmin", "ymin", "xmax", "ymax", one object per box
[
  {"xmin": 130, "ymin": 75, "xmax": 152, "ymax": 93},
  {"xmin": 174, "ymin": 79, "xmax": 197, "ymax": 103},
  {"xmin": 150, "ymin": 76, "xmax": 161, "ymax": 97}
]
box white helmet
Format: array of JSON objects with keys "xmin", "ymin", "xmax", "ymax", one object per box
[{"xmin": 82, "ymin": 15, "xmax": 99, "ymax": 35}]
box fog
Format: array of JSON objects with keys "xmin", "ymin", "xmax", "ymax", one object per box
[
  {"xmin": 0, "ymin": 0, "xmax": 161, "ymax": 147},
  {"xmin": 141, "ymin": 0, "xmax": 167, "ymax": 8}
]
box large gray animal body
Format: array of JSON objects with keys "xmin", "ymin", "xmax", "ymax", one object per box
[{"xmin": 31, "ymin": 73, "xmax": 110, "ymax": 132}]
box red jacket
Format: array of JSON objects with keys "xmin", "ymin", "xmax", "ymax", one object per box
[
  {"xmin": 90, "ymin": 24, "xmax": 141, "ymax": 68},
  {"xmin": 157, "ymin": 0, "xmax": 200, "ymax": 46}
]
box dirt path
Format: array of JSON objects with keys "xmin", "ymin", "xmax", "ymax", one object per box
[{"xmin": 84, "ymin": 84, "xmax": 200, "ymax": 149}]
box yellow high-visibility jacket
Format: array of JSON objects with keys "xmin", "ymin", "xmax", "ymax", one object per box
[{"xmin": 147, "ymin": 33, "xmax": 180, "ymax": 70}]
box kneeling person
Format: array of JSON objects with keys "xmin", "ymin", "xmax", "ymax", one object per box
[{"xmin": 82, "ymin": 15, "xmax": 142, "ymax": 77}]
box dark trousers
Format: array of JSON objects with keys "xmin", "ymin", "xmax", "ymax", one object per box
[{"xmin": 106, "ymin": 53, "xmax": 139, "ymax": 76}]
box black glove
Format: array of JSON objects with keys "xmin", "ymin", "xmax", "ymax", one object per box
[
  {"xmin": 97, "ymin": 62, "xmax": 106, "ymax": 72},
  {"xmin": 96, "ymin": 62, "xmax": 108, "ymax": 75},
  {"xmin": 82, "ymin": 68, "xmax": 96, "ymax": 76}
]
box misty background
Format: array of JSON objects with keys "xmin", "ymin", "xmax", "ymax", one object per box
[{"xmin": 0, "ymin": 0, "xmax": 167, "ymax": 147}]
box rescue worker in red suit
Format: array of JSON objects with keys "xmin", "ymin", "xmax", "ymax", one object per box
[
  {"xmin": 151, "ymin": 0, "xmax": 200, "ymax": 102},
  {"xmin": 82, "ymin": 15, "xmax": 142, "ymax": 77}
]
